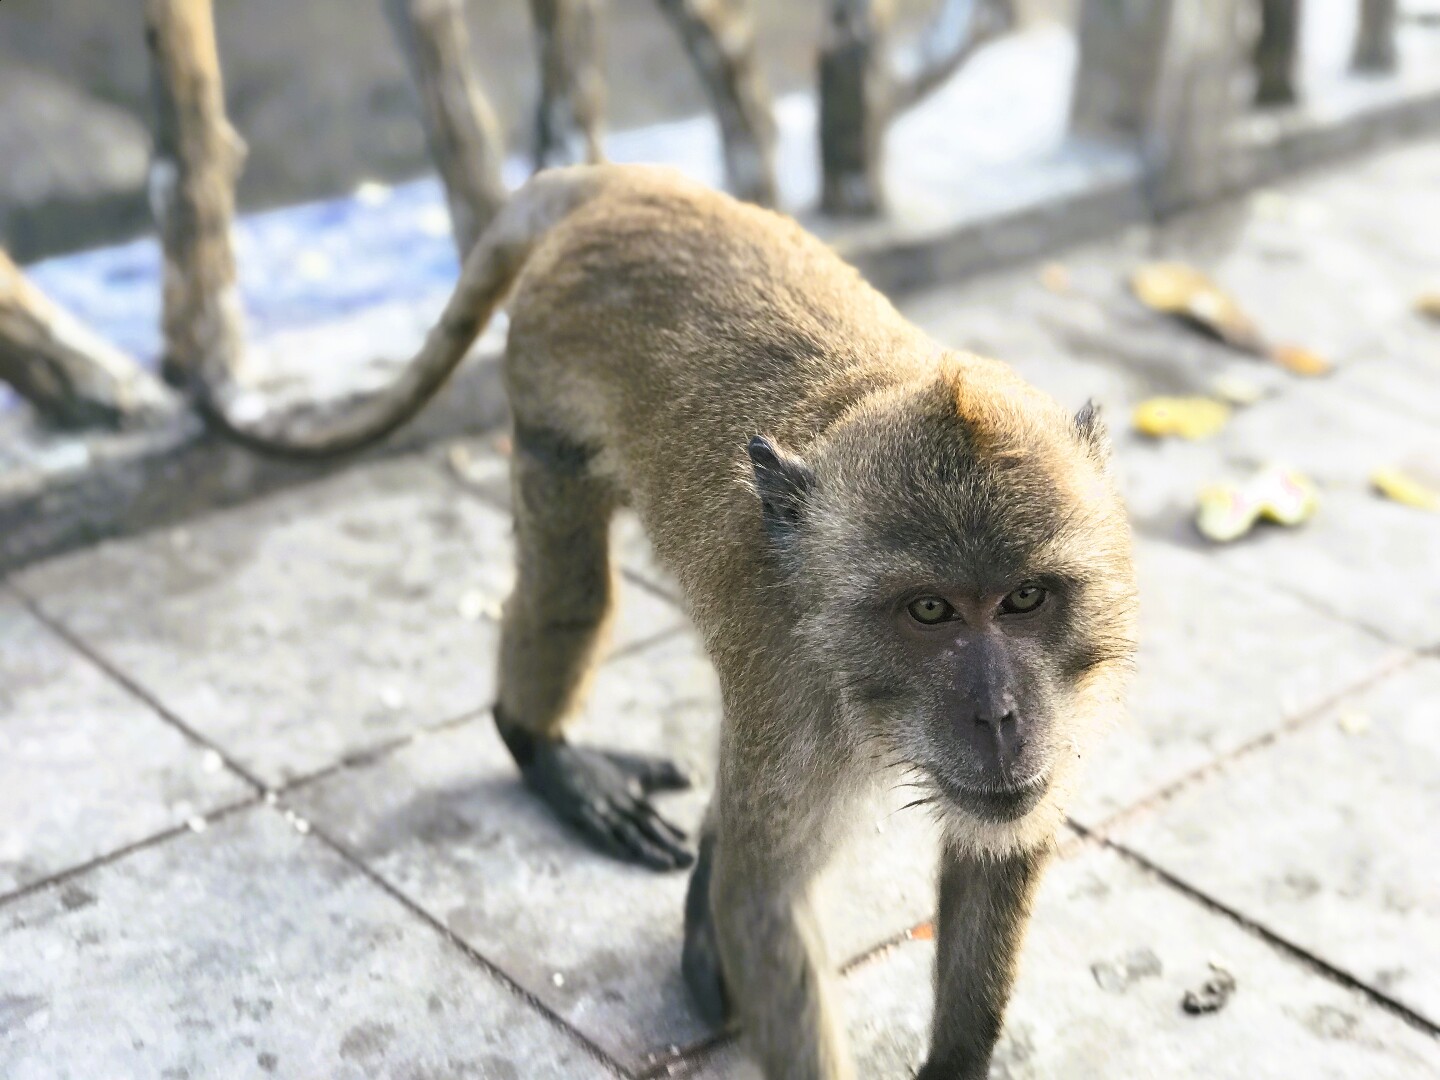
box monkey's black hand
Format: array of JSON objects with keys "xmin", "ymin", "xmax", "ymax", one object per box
[{"xmin": 497, "ymin": 717, "xmax": 695, "ymax": 870}]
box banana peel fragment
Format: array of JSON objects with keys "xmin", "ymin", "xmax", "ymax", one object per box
[
  {"xmin": 1371, "ymin": 467, "xmax": 1440, "ymax": 511},
  {"xmin": 1133, "ymin": 397, "xmax": 1231, "ymax": 440},
  {"xmin": 1196, "ymin": 464, "xmax": 1319, "ymax": 542}
]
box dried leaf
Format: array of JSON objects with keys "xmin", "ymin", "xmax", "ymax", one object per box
[
  {"xmin": 1211, "ymin": 373, "xmax": 1265, "ymax": 406},
  {"xmin": 1337, "ymin": 710, "xmax": 1371, "ymax": 736},
  {"xmin": 909, "ymin": 922, "xmax": 935, "ymax": 941},
  {"xmin": 1196, "ymin": 463, "xmax": 1319, "ymax": 542},
  {"xmin": 1269, "ymin": 344, "xmax": 1332, "ymax": 377},
  {"xmin": 1039, "ymin": 262, "xmax": 1071, "ymax": 293},
  {"xmin": 1133, "ymin": 397, "xmax": 1231, "ymax": 440},
  {"xmin": 1371, "ymin": 467, "xmax": 1440, "ymax": 511},
  {"xmin": 1130, "ymin": 263, "xmax": 1263, "ymax": 352}
]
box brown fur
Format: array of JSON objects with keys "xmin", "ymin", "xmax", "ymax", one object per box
[{"xmin": 208, "ymin": 164, "xmax": 1138, "ymax": 1079}]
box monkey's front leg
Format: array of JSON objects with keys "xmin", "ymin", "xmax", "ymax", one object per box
[
  {"xmin": 917, "ymin": 840, "xmax": 1049, "ymax": 1080},
  {"xmin": 694, "ymin": 753, "xmax": 855, "ymax": 1080},
  {"xmin": 711, "ymin": 851, "xmax": 854, "ymax": 1080}
]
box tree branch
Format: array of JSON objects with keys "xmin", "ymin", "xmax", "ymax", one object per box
[
  {"xmin": 819, "ymin": 0, "xmax": 889, "ymax": 216},
  {"xmin": 889, "ymin": 0, "xmax": 1014, "ymax": 115},
  {"xmin": 529, "ymin": 0, "xmax": 607, "ymax": 170},
  {"xmin": 383, "ymin": 0, "xmax": 510, "ymax": 256},
  {"xmin": 0, "ymin": 248, "xmax": 173, "ymax": 428},
  {"xmin": 654, "ymin": 0, "xmax": 777, "ymax": 206},
  {"xmin": 1352, "ymin": 0, "xmax": 1397, "ymax": 73},
  {"xmin": 144, "ymin": 0, "xmax": 248, "ymax": 393},
  {"xmin": 1254, "ymin": 0, "xmax": 1301, "ymax": 106}
]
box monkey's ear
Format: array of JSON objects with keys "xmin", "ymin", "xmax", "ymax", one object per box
[
  {"xmin": 1072, "ymin": 399, "xmax": 1111, "ymax": 461},
  {"xmin": 748, "ymin": 435, "xmax": 815, "ymax": 540}
]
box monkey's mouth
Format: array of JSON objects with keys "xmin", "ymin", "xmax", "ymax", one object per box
[{"xmin": 932, "ymin": 771, "xmax": 1050, "ymax": 823}]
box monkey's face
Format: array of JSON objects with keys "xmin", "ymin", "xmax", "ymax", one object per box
[
  {"xmin": 749, "ymin": 371, "xmax": 1137, "ymax": 833},
  {"xmin": 880, "ymin": 582, "xmax": 1076, "ymax": 820}
]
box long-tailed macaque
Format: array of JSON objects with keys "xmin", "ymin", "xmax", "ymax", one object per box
[{"xmin": 205, "ymin": 165, "xmax": 1138, "ymax": 1079}]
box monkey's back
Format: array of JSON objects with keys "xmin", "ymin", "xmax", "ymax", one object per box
[{"xmin": 502, "ymin": 168, "xmax": 943, "ymax": 611}]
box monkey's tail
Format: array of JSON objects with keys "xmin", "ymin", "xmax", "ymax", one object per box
[{"xmin": 196, "ymin": 166, "xmax": 609, "ymax": 460}]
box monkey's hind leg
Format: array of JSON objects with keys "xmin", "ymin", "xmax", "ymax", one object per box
[
  {"xmin": 682, "ymin": 829, "xmax": 730, "ymax": 1024},
  {"xmin": 494, "ymin": 421, "xmax": 694, "ymax": 871}
]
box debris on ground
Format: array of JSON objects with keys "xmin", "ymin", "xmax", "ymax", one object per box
[
  {"xmin": 1337, "ymin": 710, "xmax": 1372, "ymax": 736},
  {"xmin": 1091, "ymin": 947, "xmax": 1163, "ymax": 993},
  {"xmin": 1210, "ymin": 373, "xmax": 1266, "ymax": 406},
  {"xmin": 1130, "ymin": 263, "xmax": 1264, "ymax": 352},
  {"xmin": 457, "ymin": 589, "xmax": 489, "ymax": 622},
  {"xmin": 1039, "ymin": 262, "xmax": 1072, "ymax": 293},
  {"xmin": 1195, "ymin": 463, "xmax": 1319, "ymax": 542},
  {"xmin": 1133, "ymin": 396, "xmax": 1231, "ymax": 440},
  {"xmin": 1182, "ymin": 962, "xmax": 1238, "ymax": 1015},
  {"xmin": 1130, "ymin": 263, "xmax": 1331, "ymax": 376},
  {"xmin": 445, "ymin": 438, "xmax": 509, "ymax": 488},
  {"xmin": 1268, "ymin": 343, "xmax": 1332, "ymax": 377},
  {"xmin": 1371, "ymin": 465, "xmax": 1440, "ymax": 511},
  {"xmin": 445, "ymin": 442, "xmax": 475, "ymax": 480}
]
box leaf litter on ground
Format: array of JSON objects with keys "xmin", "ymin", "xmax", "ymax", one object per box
[{"xmin": 1129, "ymin": 262, "xmax": 1333, "ymax": 377}]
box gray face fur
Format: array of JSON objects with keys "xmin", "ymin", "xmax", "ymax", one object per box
[{"xmin": 750, "ymin": 379, "xmax": 1138, "ymax": 826}]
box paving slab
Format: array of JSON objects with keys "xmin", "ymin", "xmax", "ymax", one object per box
[
  {"xmin": 1326, "ymin": 326, "xmax": 1440, "ymax": 428},
  {"xmin": 689, "ymin": 846, "xmax": 1440, "ymax": 1079},
  {"xmin": 0, "ymin": 594, "xmax": 250, "ymax": 897},
  {"xmin": 290, "ymin": 629, "xmax": 941, "ymax": 1072},
  {"xmin": 1153, "ymin": 167, "xmax": 1439, "ymax": 365},
  {"xmin": 910, "ymin": 234, "xmax": 1439, "ymax": 652},
  {"xmin": 1069, "ymin": 538, "xmax": 1401, "ymax": 826},
  {"xmin": 1165, "ymin": 384, "xmax": 1440, "ymax": 649},
  {"xmin": 0, "ymin": 807, "xmax": 615, "ymax": 1080},
  {"xmin": 1113, "ymin": 658, "xmax": 1440, "ymax": 1026},
  {"xmin": 13, "ymin": 455, "xmax": 686, "ymax": 788}
]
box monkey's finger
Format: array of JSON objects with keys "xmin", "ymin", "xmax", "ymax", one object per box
[
  {"xmin": 605, "ymin": 750, "xmax": 694, "ymax": 794},
  {"xmin": 572, "ymin": 802, "xmax": 633, "ymax": 862},
  {"xmin": 609, "ymin": 815, "xmax": 690, "ymax": 871},
  {"xmin": 630, "ymin": 802, "xmax": 695, "ymax": 861}
]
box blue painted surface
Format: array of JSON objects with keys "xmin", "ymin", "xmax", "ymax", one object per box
[
  {"xmin": 24, "ymin": 176, "xmax": 462, "ymax": 371},
  {"xmin": 7, "ymin": 25, "xmax": 1078, "ymax": 414}
]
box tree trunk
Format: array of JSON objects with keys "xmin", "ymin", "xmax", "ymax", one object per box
[
  {"xmin": 529, "ymin": 0, "xmax": 606, "ymax": 170},
  {"xmin": 1145, "ymin": 0, "xmax": 1257, "ymax": 214},
  {"xmin": 383, "ymin": 0, "xmax": 510, "ymax": 257},
  {"xmin": 0, "ymin": 248, "xmax": 173, "ymax": 428},
  {"xmin": 144, "ymin": 0, "xmax": 248, "ymax": 394},
  {"xmin": 819, "ymin": 0, "xmax": 889, "ymax": 216},
  {"xmin": 1352, "ymin": 0, "xmax": 1397, "ymax": 73},
  {"xmin": 820, "ymin": 0, "xmax": 1010, "ymax": 216},
  {"xmin": 654, "ymin": 0, "xmax": 777, "ymax": 206},
  {"xmin": 1073, "ymin": 0, "xmax": 1255, "ymax": 216},
  {"xmin": 1254, "ymin": 0, "xmax": 1300, "ymax": 105}
]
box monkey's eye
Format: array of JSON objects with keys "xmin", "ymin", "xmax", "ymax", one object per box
[
  {"xmin": 907, "ymin": 597, "xmax": 955, "ymax": 625},
  {"xmin": 1001, "ymin": 584, "xmax": 1047, "ymax": 614}
]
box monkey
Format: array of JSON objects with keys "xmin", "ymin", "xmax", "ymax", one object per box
[{"xmin": 202, "ymin": 164, "xmax": 1139, "ymax": 1079}]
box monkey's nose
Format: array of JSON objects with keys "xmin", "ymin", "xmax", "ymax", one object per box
[
  {"xmin": 973, "ymin": 709, "xmax": 1017, "ymax": 731},
  {"xmin": 971, "ymin": 710, "xmax": 1025, "ymax": 774}
]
